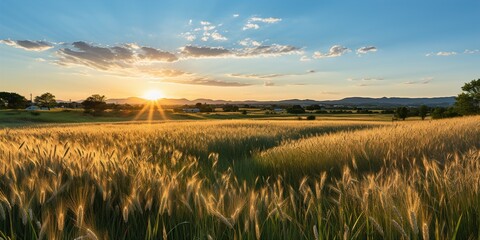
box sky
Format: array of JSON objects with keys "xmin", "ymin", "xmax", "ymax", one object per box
[{"xmin": 0, "ymin": 0, "xmax": 479, "ymax": 101}]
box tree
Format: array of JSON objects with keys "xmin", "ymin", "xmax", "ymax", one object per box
[
  {"xmin": 419, "ymin": 105, "xmax": 429, "ymax": 120},
  {"xmin": 395, "ymin": 107, "xmax": 408, "ymax": 120},
  {"xmin": 34, "ymin": 92, "xmax": 57, "ymax": 109},
  {"xmin": 0, "ymin": 92, "xmax": 29, "ymax": 109},
  {"xmin": 455, "ymin": 79, "xmax": 480, "ymax": 115},
  {"xmin": 286, "ymin": 105, "xmax": 305, "ymax": 114},
  {"xmin": 82, "ymin": 94, "xmax": 107, "ymax": 116},
  {"xmin": 223, "ymin": 104, "xmax": 239, "ymax": 112}
]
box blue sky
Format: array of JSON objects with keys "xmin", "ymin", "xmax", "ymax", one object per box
[{"xmin": 1, "ymin": 0, "xmax": 479, "ymax": 100}]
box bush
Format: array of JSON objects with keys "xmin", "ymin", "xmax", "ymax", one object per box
[
  {"xmin": 306, "ymin": 115, "xmax": 316, "ymax": 120},
  {"xmin": 30, "ymin": 111, "xmax": 40, "ymax": 116}
]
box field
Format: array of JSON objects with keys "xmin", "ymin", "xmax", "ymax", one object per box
[{"xmin": 0, "ymin": 116, "xmax": 479, "ymax": 239}]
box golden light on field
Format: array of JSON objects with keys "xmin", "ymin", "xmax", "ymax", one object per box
[{"xmin": 142, "ymin": 89, "xmax": 164, "ymax": 101}]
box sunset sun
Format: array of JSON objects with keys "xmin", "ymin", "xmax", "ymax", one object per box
[{"xmin": 143, "ymin": 89, "xmax": 164, "ymax": 101}]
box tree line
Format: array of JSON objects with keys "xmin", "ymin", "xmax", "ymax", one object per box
[{"xmin": 1, "ymin": 79, "xmax": 479, "ymax": 118}]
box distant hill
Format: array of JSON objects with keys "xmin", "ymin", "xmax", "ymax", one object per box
[{"xmin": 99, "ymin": 96, "xmax": 456, "ymax": 107}]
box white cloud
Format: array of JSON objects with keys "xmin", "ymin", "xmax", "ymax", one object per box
[
  {"xmin": 426, "ymin": 51, "xmax": 457, "ymax": 56},
  {"xmin": 243, "ymin": 23, "xmax": 259, "ymax": 30},
  {"xmin": 313, "ymin": 45, "xmax": 350, "ymax": 58},
  {"xmin": 233, "ymin": 14, "xmax": 239, "ymax": 18},
  {"xmin": 356, "ymin": 46, "xmax": 377, "ymax": 55},
  {"xmin": 1, "ymin": 39, "xmax": 53, "ymax": 51},
  {"xmin": 200, "ymin": 21, "xmax": 211, "ymax": 25},
  {"xmin": 238, "ymin": 38, "xmax": 261, "ymax": 47},
  {"xmin": 211, "ymin": 32, "xmax": 228, "ymax": 41},
  {"xmin": 243, "ymin": 16, "xmax": 282, "ymax": 30},
  {"xmin": 249, "ymin": 17, "xmax": 282, "ymax": 23},
  {"xmin": 464, "ymin": 49, "xmax": 479, "ymax": 54},
  {"xmin": 300, "ymin": 56, "xmax": 311, "ymax": 61}
]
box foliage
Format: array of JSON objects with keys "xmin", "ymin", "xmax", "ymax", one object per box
[
  {"xmin": 286, "ymin": 105, "xmax": 305, "ymax": 114},
  {"xmin": 34, "ymin": 92, "xmax": 57, "ymax": 109},
  {"xmin": 222, "ymin": 104, "xmax": 239, "ymax": 112},
  {"xmin": 455, "ymin": 79, "xmax": 480, "ymax": 115},
  {"xmin": 418, "ymin": 105, "xmax": 429, "ymax": 120},
  {"xmin": 306, "ymin": 115, "xmax": 316, "ymax": 120},
  {"xmin": 395, "ymin": 106, "xmax": 408, "ymax": 120},
  {"xmin": 0, "ymin": 92, "xmax": 29, "ymax": 109},
  {"xmin": 82, "ymin": 94, "xmax": 107, "ymax": 116},
  {"xmin": 431, "ymin": 107, "xmax": 460, "ymax": 119}
]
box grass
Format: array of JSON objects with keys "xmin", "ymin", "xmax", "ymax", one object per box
[{"xmin": 0, "ymin": 116, "xmax": 479, "ymax": 239}]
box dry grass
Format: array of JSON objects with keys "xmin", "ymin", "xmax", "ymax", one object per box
[{"xmin": 0, "ymin": 117, "xmax": 479, "ymax": 239}]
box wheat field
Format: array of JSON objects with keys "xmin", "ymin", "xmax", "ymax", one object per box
[{"xmin": 0, "ymin": 117, "xmax": 479, "ymax": 239}]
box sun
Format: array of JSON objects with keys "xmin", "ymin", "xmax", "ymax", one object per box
[{"xmin": 143, "ymin": 89, "xmax": 164, "ymax": 101}]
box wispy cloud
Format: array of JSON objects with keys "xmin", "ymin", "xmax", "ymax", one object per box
[
  {"xmin": 403, "ymin": 77, "xmax": 433, "ymax": 85},
  {"xmin": 356, "ymin": 46, "xmax": 377, "ymax": 55},
  {"xmin": 313, "ymin": 45, "xmax": 350, "ymax": 58},
  {"xmin": 347, "ymin": 77, "xmax": 384, "ymax": 81},
  {"xmin": 228, "ymin": 70, "xmax": 315, "ymax": 80},
  {"xmin": 167, "ymin": 77, "xmax": 252, "ymax": 87},
  {"xmin": 233, "ymin": 14, "xmax": 240, "ymax": 18},
  {"xmin": 300, "ymin": 56, "xmax": 311, "ymax": 61},
  {"xmin": 426, "ymin": 51, "xmax": 457, "ymax": 56},
  {"xmin": 1, "ymin": 39, "xmax": 53, "ymax": 51},
  {"xmin": 249, "ymin": 17, "xmax": 282, "ymax": 23},
  {"xmin": 464, "ymin": 49, "xmax": 479, "ymax": 54},
  {"xmin": 243, "ymin": 16, "xmax": 281, "ymax": 30}
]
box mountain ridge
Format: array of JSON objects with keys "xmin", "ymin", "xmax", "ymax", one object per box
[{"xmin": 98, "ymin": 96, "xmax": 456, "ymax": 107}]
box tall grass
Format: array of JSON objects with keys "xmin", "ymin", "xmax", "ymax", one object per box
[{"xmin": 0, "ymin": 117, "xmax": 479, "ymax": 239}]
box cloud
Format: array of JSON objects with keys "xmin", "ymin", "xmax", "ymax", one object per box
[
  {"xmin": 243, "ymin": 23, "xmax": 260, "ymax": 30},
  {"xmin": 1, "ymin": 39, "xmax": 53, "ymax": 51},
  {"xmin": 233, "ymin": 14, "xmax": 240, "ymax": 18},
  {"xmin": 211, "ymin": 32, "xmax": 228, "ymax": 41},
  {"xmin": 347, "ymin": 77, "xmax": 384, "ymax": 82},
  {"xmin": 356, "ymin": 46, "xmax": 377, "ymax": 55},
  {"xmin": 180, "ymin": 45, "xmax": 232, "ymax": 58},
  {"xmin": 243, "ymin": 16, "xmax": 281, "ymax": 30},
  {"xmin": 238, "ymin": 44, "xmax": 302, "ymax": 57},
  {"xmin": 57, "ymin": 41, "xmax": 178, "ymax": 71},
  {"xmin": 249, "ymin": 17, "xmax": 282, "ymax": 23},
  {"xmin": 464, "ymin": 49, "xmax": 479, "ymax": 54},
  {"xmin": 181, "ymin": 44, "xmax": 301, "ymax": 58},
  {"xmin": 182, "ymin": 20, "xmax": 227, "ymax": 42},
  {"xmin": 313, "ymin": 45, "xmax": 350, "ymax": 58},
  {"xmin": 139, "ymin": 47, "xmax": 178, "ymax": 62},
  {"xmin": 426, "ymin": 51, "xmax": 457, "ymax": 56},
  {"xmin": 264, "ymin": 81, "xmax": 275, "ymax": 86},
  {"xmin": 403, "ymin": 77, "xmax": 433, "ymax": 85},
  {"xmin": 228, "ymin": 70, "xmax": 315, "ymax": 80},
  {"xmin": 300, "ymin": 56, "xmax": 311, "ymax": 61},
  {"xmin": 168, "ymin": 77, "xmax": 252, "ymax": 87},
  {"xmin": 238, "ymin": 38, "xmax": 262, "ymax": 47}
]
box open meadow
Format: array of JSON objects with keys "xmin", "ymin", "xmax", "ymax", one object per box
[{"xmin": 0, "ymin": 116, "xmax": 479, "ymax": 239}]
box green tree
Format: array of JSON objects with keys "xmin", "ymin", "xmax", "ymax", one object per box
[
  {"xmin": 395, "ymin": 107, "xmax": 409, "ymax": 120},
  {"xmin": 34, "ymin": 92, "xmax": 57, "ymax": 109},
  {"xmin": 455, "ymin": 79, "xmax": 480, "ymax": 115},
  {"xmin": 419, "ymin": 105, "xmax": 429, "ymax": 120},
  {"xmin": 82, "ymin": 94, "xmax": 107, "ymax": 116},
  {"xmin": 0, "ymin": 92, "xmax": 29, "ymax": 109},
  {"xmin": 286, "ymin": 105, "xmax": 305, "ymax": 114}
]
